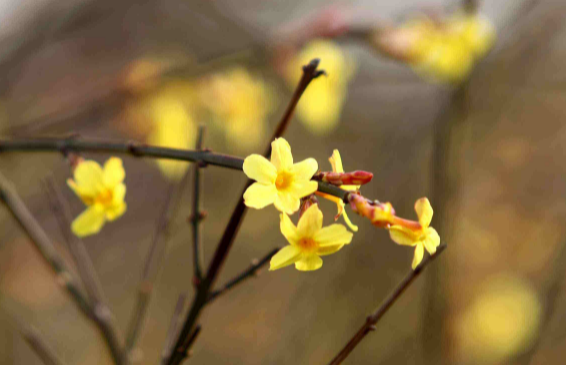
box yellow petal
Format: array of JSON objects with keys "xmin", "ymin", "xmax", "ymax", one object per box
[
  {"xmin": 269, "ymin": 245, "xmax": 302, "ymax": 271},
  {"xmin": 297, "ymin": 204, "xmax": 323, "ymax": 238},
  {"xmin": 289, "ymin": 181, "xmax": 318, "ymax": 199},
  {"xmin": 329, "ymin": 149, "xmax": 344, "ymax": 173},
  {"xmin": 243, "ymin": 154, "xmax": 277, "ymax": 184},
  {"xmin": 317, "ymin": 244, "xmax": 344, "ymax": 256},
  {"xmin": 274, "ymin": 191, "xmax": 300, "ymax": 214},
  {"xmin": 295, "ymin": 254, "xmax": 323, "ymax": 271},
  {"xmin": 314, "ymin": 224, "xmax": 353, "ymax": 246},
  {"xmin": 292, "ymin": 158, "xmax": 318, "ymax": 181},
  {"xmin": 389, "ymin": 225, "xmax": 417, "ymax": 246},
  {"xmin": 112, "ymin": 183, "xmax": 126, "ymax": 205},
  {"xmin": 341, "ymin": 209, "xmax": 358, "ymax": 232},
  {"xmin": 106, "ymin": 202, "xmax": 127, "ymax": 221},
  {"xmin": 423, "ymin": 227, "xmax": 441, "ymax": 254},
  {"xmin": 415, "ymin": 197, "xmax": 433, "ymax": 228},
  {"xmin": 74, "ymin": 160, "xmax": 104, "ymax": 196},
  {"xmin": 243, "ymin": 183, "xmax": 277, "ymax": 209},
  {"xmin": 412, "ymin": 243, "xmax": 424, "ymax": 270},
  {"xmin": 270, "ymin": 138, "xmax": 293, "ymax": 171},
  {"xmin": 103, "ymin": 157, "xmax": 125, "ymax": 188},
  {"xmin": 72, "ymin": 205, "xmax": 106, "ymax": 237},
  {"xmin": 67, "ymin": 179, "xmax": 94, "ymax": 205},
  {"xmin": 280, "ymin": 213, "xmax": 300, "ymax": 246}
]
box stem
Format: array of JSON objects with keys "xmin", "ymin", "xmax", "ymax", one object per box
[
  {"xmin": 191, "ymin": 126, "xmax": 206, "ymax": 282},
  {"xmin": 166, "ymin": 59, "xmax": 324, "ymax": 365},
  {"xmin": 21, "ymin": 325, "xmax": 68, "ymax": 365},
  {"xmin": 161, "ymin": 294, "xmax": 187, "ymax": 365},
  {"xmin": 43, "ymin": 178, "xmax": 124, "ymax": 364},
  {"xmin": 327, "ymin": 244, "xmax": 447, "ymax": 365},
  {"xmin": 207, "ymin": 247, "xmax": 279, "ymax": 304}
]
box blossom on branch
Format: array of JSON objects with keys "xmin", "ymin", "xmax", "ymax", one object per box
[
  {"xmin": 270, "ymin": 204, "xmax": 353, "ymax": 271},
  {"xmin": 67, "ymin": 157, "xmax": 127, "ymax": 237},
  {"xmin": 388, "ymin": 198, "xmax": 440, "ymax": 269},
  {"xmin": 243, "ymin": 138, "xmax": 318, "ymax": 214}
]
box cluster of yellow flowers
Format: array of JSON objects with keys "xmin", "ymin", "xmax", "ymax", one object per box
[{"xmin": 243, "ymin": 138, "xmax": 440, "ymax": 271}]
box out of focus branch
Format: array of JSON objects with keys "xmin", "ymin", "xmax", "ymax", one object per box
[
  {"xmin": 166, "ymin": 59, "xmax": 325, "ymax": 365},
  {"xmin": 43, "ymin": 178, "xmax": 124, "ymax": 365},
  {"xmin": 20, "ymin": 325, "xmax": 68, "ymax": 365},
  {"xmin": 327, "ymin": 244, "xmax": 447, "ymax": 365},
  {"xmin": 207, "ymin": 247, "xmax": 279, "ymax": 304},
  {"xmin": 160, "ymin": 294, "xmax": 187, "ymax": 364},
  {"xmin": 0, "ymin": 171, "xmax": 124, "ymax": 364}
]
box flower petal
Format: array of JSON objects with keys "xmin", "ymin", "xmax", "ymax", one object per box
[
  {"xmin": 103, "ymin": 157, "xmax": 125, "ymax": 188},
  {"xmin": 295, "ymin": 254, "xmax": 323, "ymax": 271},
  {"xmin": 317, "ymin": 244, "xmax": 344, "ymax": 256},
  {"xmin": 243, "ymin": 154, "xmax": 277, "ymax": 184},
  {"xmin": 423, "ymin": 227, "xmax": 440, "ymax": 254},
  {"xmin": 329, "ymin": 149, "xmax": 344, "ymax": 173},
  {"xmin": 243, "ymin": 183, "xmax": 277, "ymax": 209},
  {"xmin": 314, "ymin": 224, "xmax": 353, "ymax": 246},
  {"xmin": 74, "ymin": 160, "xmax": 104, "ymax": 196},
  {"xmin": 389, "ymin": 225, "xmax": 417, "ymax": 246},
  {"xmin": 112, "ymin": 183, "xmax": 126, "ymax": 206},
  {"xmin": 270, "ymin": 138, "xmax": 293, "ymax": 171},
  {"xmin": 341, "ymin": 209, "xmax": 358, "ymax": 232},
  {"xmin": 106, "ymin": 202, "xmax": 127, "ymax": 221},
  {"xmin": 289, "ymin": 181, "xmax": 318, "ymax": 200},
  {"xmin": 270, "ymin": 245, "xmax": 302, "ymax": 271},
  {"xmin": 280, "ymin": 213, "xmax": 300, "ymax": 245},
  {"xmin": 67, "ymin": 179, "xmax": 94, "ymax": 205},
  {"xmin": 292, "ymin": 158, "xmax": 318, "ymax": 181},
  {"xmin": 415, "ymin": 197, "xmax": 433, "ymax": 228},
  {"xmin": 274, "ymin": 191, "xmax": 300, "ymax": 214},
  {"xmin": 297, "ymin": 204, "xmax": 323, "ymax": 238},
  {"xmin": 412, "ymin": 243, "xmax": 425, "ymax": 270},
  {"xmin": 72, "ymin": 205, "xmax": 106, "ymax": 237}
]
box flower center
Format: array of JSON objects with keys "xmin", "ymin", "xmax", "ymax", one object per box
[
  {"xmin": 95, "ymin": 189, "xmax": 114, "ymax": 207},
  {"xmin": 298, "ymin": 238, "xmax": 318, "ymax": 252},
  {"xmin": 275, "ymin": 171, "xmax": 294, "ymax": 190}
]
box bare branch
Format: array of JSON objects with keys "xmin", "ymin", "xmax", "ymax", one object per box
[
  {"xmin": 191, "ymin": 126, "xmax": 206, "ymax": 283},
  {"xmin": 160, "ymin": 294, "xmax": 187, "ymax": 365},
  {"xmin": 21, "ymin": 325, "xmax": 68, "ymax": 365}
]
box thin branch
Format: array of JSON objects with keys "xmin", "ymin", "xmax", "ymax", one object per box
[
  {"xmin": 43, "ymin": 178, "xmax": 124, "ymax": 364},
  {"xmin": 20, "ymin": 325, "xmax": 68, "ymax": 365},
  {"xmin": 166, "ymin": 59, "xmax": 324, "ymax": 365},
  {"xmin": 191, "ymin": 126, "xmax": 206, "ymax": 282},
  {"xmin": 161, "ymin": 294, "xmax": 187, "ymax": 365},
  {"xmin": 207, "ymin": 247, "xmax": 279, "ymax": 304},
  {"xmin": 327, "ymin": 244, "xmax": 447, "ymax": 365}
]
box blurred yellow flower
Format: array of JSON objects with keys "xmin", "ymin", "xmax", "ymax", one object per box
[
  {"xmin": 326, "ymin": 150, "xmax": 358, "ymax": 231},
  {"xmin": 67, "ymin": 157, "xmax": 127, "ymax": 237},
  {"xmin": 147, "ymin": 91, "xmax": 196, "ymax": 180},
  {"xmin": 388, "ymin": 198, "xmax": 440, "ymax": 269},
  {"xmin": 243, "ymin": 138, "xmax": 318, "ymax": 214},
  {"xmin": 198, "ymin": 67, "xmax": 275, "ymax": 151},
  {"xmin": 270, "ymin": 204, "xmax": 353, "ymax": 271},
  {"xmin": 285, "ymin": 40, "xmax": 355, "ymax": 134}
]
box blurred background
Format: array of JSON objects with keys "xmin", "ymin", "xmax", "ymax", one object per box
[{"xmin": 1, "ymin": 0, "xmax": 565, "ymax": 364}]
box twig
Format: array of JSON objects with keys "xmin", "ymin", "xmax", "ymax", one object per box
[
  {"xmin": 20, "ymin": 325, "xmax": 68, "ymax": 365},
  {"xmin": 0, "ymin": 171, "xmax": 92, "ymax": 316},
  {"xmin": 166, "ymin": 59, "xmax": 324, "ymax": 365},
  {"xmin": 327, "ymin": 244, "xmax": 447, "ymax": 365},
  {"xmin": 43, "ymin": 178, "xmax": 124, "ymax": 364},
  {"xmin": 207, "ymin": 247, "xmax": 279, "ymax": 304},
  {"xmin": 161, "ymin": 294, "xmax": 187, "ymax": 365},
  {"xmin": 191, "ymin": 126, "xmax": 206, "ymax": 283}
]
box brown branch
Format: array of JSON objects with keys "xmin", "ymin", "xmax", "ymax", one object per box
[
  {"xmin": 161, "ymin": 294, "xmax": 187, "ymax": 365},
  {"xmin": 191, "ymin": 126, "xmax": 206, "ymax": 283},
  {"xmin": 166, "ymin": 59, "xmax": 324, "ymax": 365},
  {"xmin": 207, "ymin": 247, "xmax": 279, "ymax": 304},
  {"xmin": 20, "ymin": 325, "xmax": 68, "ymax": 365},
  {"xmin": 43, "ymin": 177, "xmax": 124, "ymax": 364},
  {"xmin": 327, "ymin": 244, "xmax": 447, "ymax": 365}
]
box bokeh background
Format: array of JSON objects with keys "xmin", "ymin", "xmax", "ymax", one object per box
[{"xmin": 1, "ymin": 0, "xmax": 565, "ymax": 364}]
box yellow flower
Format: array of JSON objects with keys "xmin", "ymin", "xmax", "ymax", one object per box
[
  {"xmin": 285, "ymin": 40, "xmax": 355, "ymax": 134},
  {"xmin": 67, "ymin": 157, "xmax": 127, "ymax": 237},
  {"xmin": 243, "ymin": 138, "xmax": 318, "ymax": 214},
  {"xmin": 197, "ymin": 67, "xmax": 276, "ymax": 151},
  {"xmin": 327, "ymin": 149, "xmax": 358, "ymax": 231},
  {"xmin": 388, "ymin": 198, "xmax": 440, "ymax": 269},
  {"xmin": 270, "ymin": 204, "xmax": 353, "ymax": 271}
]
